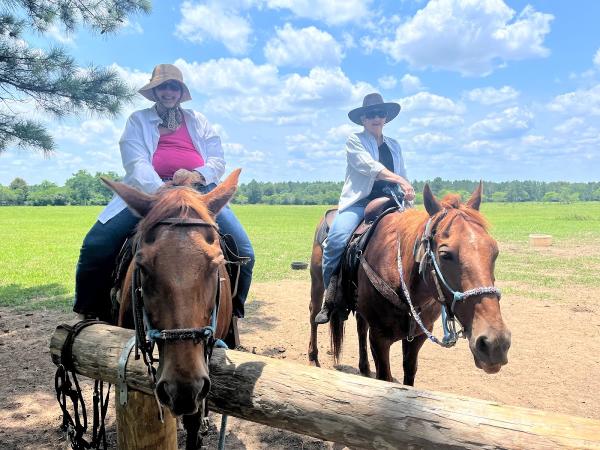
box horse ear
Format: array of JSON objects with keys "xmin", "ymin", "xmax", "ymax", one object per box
[
  {"xmin": 466, "ymin": 181, "xmax": 483, "ymax": 211},
  {"xmin": 101, "ymin": 178, "xmax": 155, "ymax": 217},
  {"xmin": 423, "ymin": 183, "xmax": 442, "ymax": 216},
  {"xmin": 202, "ymin": 169, "xmax": 241, "ymax": 216}
]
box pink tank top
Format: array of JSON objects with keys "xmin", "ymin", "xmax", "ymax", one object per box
[{"xmin": 152, "ymin": 120, "xmax": 205, "ymax": 179}]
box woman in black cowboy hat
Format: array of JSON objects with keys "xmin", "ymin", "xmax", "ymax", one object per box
[{"xmin": 315, "ymin": 93, "xmax": 415, "ymax": 324}]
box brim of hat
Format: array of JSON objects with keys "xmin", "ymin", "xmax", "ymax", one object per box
[
  {"xmin": 348, "ymin": 102, "xmax": 401, "ymax": 125},
  {"xmin": 138, "ymin": 79, "xmax": 192, "ymax": 103}
]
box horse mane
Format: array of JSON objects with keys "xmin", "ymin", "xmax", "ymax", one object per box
[{"xmin": 136, "ymin": 187, "xmax": 214, "ymax": 239}]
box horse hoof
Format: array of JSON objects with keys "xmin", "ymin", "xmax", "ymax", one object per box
[{"xmin": 308, "ymin": 358, "xmax": 321, "ymax": 368}]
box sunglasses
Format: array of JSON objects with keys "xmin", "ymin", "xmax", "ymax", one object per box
[
  {"xmin": 365, "ymin": 109, "xmax": 387, "ymax": 119},
  {"xmin": 155, "ymin": 81, "xmax": 181, "ymax": 91}
]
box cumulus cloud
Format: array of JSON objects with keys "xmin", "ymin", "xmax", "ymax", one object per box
[
  {"xmin": 175, "ymin": 1, "xmax": 252, "ymax": 55},
  {"xmin": 594, "ymin": 49, "xmax": 600, "ymax": 67},
  {"xmin": 400, "ymin": 74, "xmax": 423, "ymax": 94},
  {"xmin": 554, "ymin": 117, "xmax": 585, "ymax": 135},
  {"xmin": 377, "ymin": 75, "xmax": 397, "ymax": 90},
  {"xmin": 412, "ymin": 132, "xmax": 453, "ymax": 149},
  {"xmin": 204, "ymin": 65, "xmax": 374, "ymax": 123},
  {"xmin": 175, "ymin": 58, "xmax": 279, "ymax": 95},
  {"xmin": 547, "ymin": 84, "xmax": 600, "ymax": 116},
  {"xmin": 409, "ymin": 115, "xmax": 464, "ymax": 129},
  {"xmin": 465, "ymin": 86, "xmax": 520, "ymax": 105},
  {"xmin": 374, "ymin": 0, "xmax": 553, "ymax": 76},
  {"xmin": 264, "ymin": 24, "xmax": 343, "ymax": 68},
  {"xmin": 469, "ymin": 107, "xmax": 533, "ymax": 139},
  {"xmin": 264, "ymin": 0, "xmax": 372, "ymax": 25},
  {"xmin": 398, "ymin": 92, "xmax": 464, "ymax": 114}
]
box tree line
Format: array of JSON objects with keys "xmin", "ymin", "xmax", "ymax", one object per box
[{"xmin": 1, "ymin": 172, "xmax": 599, "ymax": 206}]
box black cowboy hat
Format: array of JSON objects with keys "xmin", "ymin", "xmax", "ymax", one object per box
[{"xmin": 348, "ymin": 93, "xmax": 401, "ymax": 125}]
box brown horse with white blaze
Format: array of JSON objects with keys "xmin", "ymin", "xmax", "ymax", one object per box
[
  {"xmin": 103, "ymin": 169, "xmax": 240, "ymax": 449},
  {"xmin": 308, "ymin": 183, "xmax": 511, "ymax": 384}
]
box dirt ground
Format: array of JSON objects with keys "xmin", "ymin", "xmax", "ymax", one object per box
[{"xmin": 1, "ymin": 277, "xmax": 599, "ymax": 449}]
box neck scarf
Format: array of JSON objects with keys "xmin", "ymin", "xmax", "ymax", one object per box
[{"xmin": 155, "ymin": 103, "xmax": 183, "ymax": 130}]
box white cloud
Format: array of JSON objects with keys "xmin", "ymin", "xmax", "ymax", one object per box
[
  {"xmin": 264, "ymin": 0, "xmax": 372, "ymax": 25},
  {"xmin": 409, "ymin": 115, "xmax": 464, "ymax": 129},
  {"xmin": 378, "ymin": 75, "xmax": 397, "ymax": 90},
  {"xmin": 469, "ymin": 107, "xmax": 533, "ymax": 139},
  {"xmin": 46, "ymin": 24, "xmax": 75, "ymax": 45},
  {"xmin": 375, "ymin": 0, "xmax": 553, "ymax": 76},
  {"xmin": 121, "ymin": 18, "xmax": 144, "ymax": 35},
  {"xmin": 554, "ymin": 117, "xmax": 585, "ymax": 134},
  {"xmin": 465, "ymin": 86, "xmax": 520, "ymax": 105},
  {"xmin": 205, "ymin": 66, "xmax": 374, "ymax": 123},
  {"xmin": 398, "ymin": 92, "xmax": 464, "ymax": 114},
  {"xmin": 400, "ymin": 74, "xmax": 423, "ymax": 94},
  {"xmin": 594, "ymin": 48, "xmax": 600, "ymax": 67},
  {"xmin": 264, "ymin": 24, "xmax": 343, "ymax": 68},
  {"xmin": 548, "ymin": 84, "xmax": 600, "ymax": 116},
  {"xmin": 327, "ymin": 124, "xmax": 361, "ymax": 140},
  {"xmin": 176, "ymin": 1, "xmax": 252, "ymax": 55},
  {"xmin": 175, "ymin": 58, "xmax": 279, "ymax": 95},
  {"xmin": 412, "ymin": 132, "xmax": 453, "ymax": 148}
]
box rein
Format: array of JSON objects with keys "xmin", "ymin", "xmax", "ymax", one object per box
[{"xmin": 402, "ymin": 210, "xmax": 502, "ymax": 347}]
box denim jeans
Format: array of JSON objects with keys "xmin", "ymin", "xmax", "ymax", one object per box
[
  {"xmin": 74, "ymin": 183, "xmax": 255, "ymax": 319},
  {"xmin": 321, "ymin": 205, "xmax": 365, "ymax": 289}
]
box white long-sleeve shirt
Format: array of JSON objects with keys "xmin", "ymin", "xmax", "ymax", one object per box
[
  {"xmin": 338, "ymin": 130, "xmax": 407, "ymax": 212},
  {"xmin": 98, "ymin": 107, "xmax": 225, "ymax": 223}
]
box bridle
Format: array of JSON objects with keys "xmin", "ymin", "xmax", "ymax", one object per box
[
  {"xmin": 131, "ymin": 216, "xmax": 228, "ymax": 426},
  {"xmin": 402, "ymin": 208, "xmax": 502, "ymax": 347}
]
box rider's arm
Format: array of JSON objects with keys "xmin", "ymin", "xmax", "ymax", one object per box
[
  {"xmin": 120, "ymin": 112, "xmax": 163, "ymax": 194},
  {"xmin": 192, "ymin": 112, "xmax": 225, "ymax": 185},
  {"xmin": 345, "ymin": 134, "xmax": 386, "ymax": 178}
]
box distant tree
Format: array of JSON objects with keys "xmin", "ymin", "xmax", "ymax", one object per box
[
  {"xmin": 8, "ymin": 177, "xmax": 28, "ymax": 204},
  {"xmin": 542, "ymin": 192, "xmax": 561, "ymax": 202},
  {"xmin": 0, "ymin": 185, "xmax": 17, "ymax": 205},
  {"xmin": 246, "ymin": 179, "xmax": 262, "ymax": 204},
  {"xmin": 0, "ymin": 0, "xmax": 151, "ymax": 154},
  {"xmin": 491, "ymin": 191, "xmax": 508, "ymax": 202},
  {"xmin": 66, "ymin": 170, "xmax": 97, "ymax": 205}
]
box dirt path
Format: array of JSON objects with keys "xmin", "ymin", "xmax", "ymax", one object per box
[{"xmin": 1, "ymin": 278, "xmax": 599, "ymax": 449}]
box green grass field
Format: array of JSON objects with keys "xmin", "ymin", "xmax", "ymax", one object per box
[{"xmin": 1, "ymin": 202, "xmax": 599, "ymax": 310}]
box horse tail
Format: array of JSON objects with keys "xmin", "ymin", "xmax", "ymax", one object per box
[{"xmin": 329, "ymin": 311, "xmax": 345, "ymax": 364}]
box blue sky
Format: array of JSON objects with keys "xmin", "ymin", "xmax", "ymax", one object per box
[{"xmin": 1, "ymin": 0, "xmax": 599, "ymax": 185}]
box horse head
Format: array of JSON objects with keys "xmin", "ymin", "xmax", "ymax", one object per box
[
  {"xmin": 104, "ymin": 169, "xmax": 240, "ymax": 415},
  {"xmin": 422, "ymin": 182, "xmax": 511, "ymax": 374}
]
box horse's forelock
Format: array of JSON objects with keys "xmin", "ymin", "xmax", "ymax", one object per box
[{"xmin": 136, "ymin": 187, "xmax": 214, "ymax": 239}]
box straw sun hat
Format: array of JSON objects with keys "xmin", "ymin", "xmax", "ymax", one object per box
[
  {"xmin": 138, "ymin": 64, "xmax": 192, "ymax": 103},
  {"xmin": 348, "ymin": 93, "xmax": 401, "ymax": 125}
]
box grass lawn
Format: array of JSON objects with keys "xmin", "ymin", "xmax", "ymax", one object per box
[{"xmin": 1, "ymin": 202, "xmax": 599, "ymax": 310}]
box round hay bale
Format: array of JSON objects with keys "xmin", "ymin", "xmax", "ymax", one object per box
[
  {"xmin": 290, "ymin": 261, "xmax": 308, "ymax": 270},
  {"xmin": 529, "ymin": 234, "xmax": 552, "ymax": 247}
]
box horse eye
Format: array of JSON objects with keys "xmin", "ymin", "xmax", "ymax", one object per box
[{"xmin": 439, "ymin": 250, "xmax": 453, "ymax": 261}]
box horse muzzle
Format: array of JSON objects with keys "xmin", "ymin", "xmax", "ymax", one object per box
[
  {"xmin": 470, "ymin": 329, "xmax": 511, "ymax": 374},
  {"xmin": 156, "ymin": 376, "xmax": 211, "ymax": 416}
]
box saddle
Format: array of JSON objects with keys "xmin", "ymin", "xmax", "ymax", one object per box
[{"xmin": 317, "ymin": 196, "xmax": 404, "ymax": 313}]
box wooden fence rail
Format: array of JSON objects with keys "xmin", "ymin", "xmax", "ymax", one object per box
[{"xmin": 50, "ymin": 323, "xmax": 600, "ymax": 449}]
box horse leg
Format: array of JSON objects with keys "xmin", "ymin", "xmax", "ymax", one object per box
[
  {"xmin": 369, "ymin": 329, "xmax": 393, "ymax": 382},
  {"xmin": 402, "ymin": 333, "xmax": 428, "ymax": 386},
  {"xmin": 356, "ymin": 312, "xmax": 371, "ymax": 377},
  {"xmin": 308, "ymin": 260, "xmax": 324, "ymax": 367},
  {"xmin": 182, "ymin": 411, "xmax": 203, "ymax": 450}
]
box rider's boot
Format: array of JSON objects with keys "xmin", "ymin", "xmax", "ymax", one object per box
[{"xmin": 315, "ymin": 275, "xmax": 338, "ymax": 325}]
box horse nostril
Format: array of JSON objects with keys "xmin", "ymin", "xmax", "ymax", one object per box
[
  {"xmin": 196, "ymin": 376, "xmax": 211, "ymax": 402},
  {"xmin": 476, "ymin": 336, "xmax": 489, "ymax": 356},
  {"xmin": 156, "ymin": 380, "xmax": 172, "ymax": 406}
]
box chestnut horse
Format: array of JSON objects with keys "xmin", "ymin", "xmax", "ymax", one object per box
[
  {"xmin": 104, "ymin": 169, "xmax": 240, "ymax": 449},
  {"xmin": 308, "ymin": 183, "xmax": 511, "ymax": 384}
]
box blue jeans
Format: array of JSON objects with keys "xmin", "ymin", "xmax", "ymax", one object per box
[
  {"xmin": 321, "ymin": 205, "xmax": 365, "ymax": 289},
  {"xmin": 74, "ymin": 183, "xmax": 254, "ymax": 319}
]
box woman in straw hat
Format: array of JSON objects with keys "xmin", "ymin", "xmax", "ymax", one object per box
[
  {"xmin": 315, "ymin": 93, "xmax": 415, "ymax": 324},
  {"xmin": 73, "ymin": 63, "xmax": 254, "ymax": 321}
]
